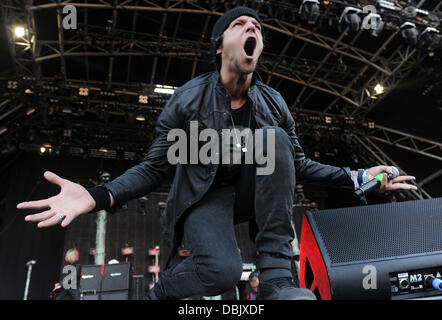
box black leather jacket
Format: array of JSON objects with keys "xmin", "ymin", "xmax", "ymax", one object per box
[{"xmin": 103, "ymin": 70, "xmax": 355, "ymax": 258}]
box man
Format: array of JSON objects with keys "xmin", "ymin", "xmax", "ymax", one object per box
[
  {"xmin": 51, "ymin": 248, "xmax": 81, "ymax": 300},
  {"xmin": 17, "ymin": 7, "xmax": 417, "ymax": 300},
  {"xmin": 242, "ymin": 272, "xmax": 260, "ymax": 300}
]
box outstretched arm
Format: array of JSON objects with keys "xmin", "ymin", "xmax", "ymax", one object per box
[
  {"xmin": 17, "ymin": 171, "xmax": 97, "ymax": 227},
  {"xmin": 278, "ymin": 94, "xmax": 418, "ymax": 192},
  {"xmin": 17, "ymin": 91, "xmax": 185, "ymax": 227}
]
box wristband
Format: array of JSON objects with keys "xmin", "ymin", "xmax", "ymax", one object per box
[
  {"xmin": 362, "ymin": 169, "xmax": 368, "ymax": 185},
  {"xmin": 87, "ymin": 185, "xmax": 111, "ymax": 213},
  {"xmin": 357, "ymin": 169, "xmax": 365, "ymax": 186},
  {"xmin": 351, "ymin": 170, "xmax": 360, "ymax": 189}
]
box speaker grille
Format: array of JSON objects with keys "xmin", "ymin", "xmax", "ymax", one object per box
[{"xmin": 309, "ymin": 198, "xmax": 442, "ymax": 265}]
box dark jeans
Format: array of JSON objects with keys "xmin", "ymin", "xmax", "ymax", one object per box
[
  {"xmin": 156, "ymin": 126, "xmax": 296, "ymax": 299},
  {"xmin": 54, "ymin": 289, "xmax": 80, "ymax": 300}
]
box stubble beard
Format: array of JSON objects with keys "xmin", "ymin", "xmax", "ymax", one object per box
[{"xmin": 234, "ymin": 57, "xmax": 257, "ymax": 75}]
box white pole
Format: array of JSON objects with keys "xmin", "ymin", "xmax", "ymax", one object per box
[{"xmin": 24, "ymin": 260, "xmax": 36, "ymax": 300}]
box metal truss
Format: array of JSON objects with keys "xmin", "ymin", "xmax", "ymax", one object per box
[
  {"xmin": 352, "ymin": 134, "xmax": 432, "ymax": 200},
  {"xmin": 20, "ymin": 1, "xmax": 400, "ymax": 105},
  {"xmin": 29, "ymin": 33, "xmax": 364, "ymax": 106},
  {"xmin": 2, "ymin": 1, "xmax": 436, "ymax": 114},
  {"xmin": 324, "ymin": 0, "xmax": 442, "ymax": 117},
  {"xmin": 2, "ymin": 0, "xmax": 40, "ymax": 79},
  {"xmin": 291, "ymin": 108, "xmax": 442, "ymax": 164},
  {"xmin": 366, "ymin": 124, "xmax": 442, "ymax": 162},
  {"xmin": 2, "ymin": 0, "xmax": 440, "ymax": 198}
]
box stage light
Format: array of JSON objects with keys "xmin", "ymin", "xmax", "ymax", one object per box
[
  {"xmin": 418, "ymin": 27, "xmax": 440, "ymax": 52},
  {"xmin": 99, "ymin": 147, "xmax": 108, "ymax": 153},
  {"xmin": 400, "ymin": 22, "xmax": 419, "ymax": 46},
  {"xmin": 403, "ymin": 6, "xmax": 417, "ymax": 18},
  {"xmin": 136, "ymin": 114, "xmax": 145, "ymax": 121},
  {"xmin": 368, "ymin": 121, "xmax": 375, "ymax": 129},
  {"xmin": 40, "ymin": 144, "xmax": 52, "ymax": 154},
  {"xmin": 100, "ymin": 90, "xmax": 115, "ymax": 97},
  {"xmin": 7, "ymin": 81, "xmax": 18, "ymax": 89},
  {"xmin": 79, "ymin": 87, "xmax": 89, "ymax": 96},
  {"xmin": 158, "ymin": 201, "xmax": 167, "ymax": 210},
  {"xmin": 26, "ymin": 107, "xmax": 35, "ymax": 115},
  {"xmin": 371, "ymin": 19, "xmax": 384, "ymax": 37},
  {"xmin": 14, "ymin": 26, "xmax": 25, "ymax": 37},
  {"xmin": 299, "ymin": 0, "xmax": 320, "ymax": 25},
  {"xmin": 62, "ymin": 106, "xmax": 72, "ymax": 114},
  {"xmin": 138, "ymin": 94, "xmax": 148, "ymax": 104},
  {"xmin": 363, "ymin": 13, "xmax": 384, "ymax": 37},
  {"xmin": 325, "ymin": 116, "xmax": 332, "ymax": 124},
  {"xmin": 340, "ymin": 7, "xmax": 362, "ymax": 31},
  {"xmin": 154, "ymin": 85, "xmax": 175, "ymax": 95},
  {"xmin": 378, "ymin": 0, "xmax": 396, "ymax": 11},
  {"xmin": 374, "ymin": 84, "xmax": 384, "ymax": 95}
]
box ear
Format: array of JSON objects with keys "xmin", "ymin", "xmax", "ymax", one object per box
[{"xmin": 216, "ymin": 47, "xmax": 222, "ymax": 54}]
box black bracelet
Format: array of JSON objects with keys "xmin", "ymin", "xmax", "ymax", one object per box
[
  {"xmin": 87, "ymin": 185, "xmax": 111, "ymax": 213},
  {"xmin": 357, "ymin": 169, "xmax": 365, "ymax": 186}
]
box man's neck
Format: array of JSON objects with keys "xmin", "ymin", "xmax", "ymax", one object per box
[{"xmin": 219, "ymin": 66, "xmax": 253, "ymax": 108}]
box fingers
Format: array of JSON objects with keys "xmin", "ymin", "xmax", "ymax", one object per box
[
  {"xmin": 61, "ymin": 214, "xmax": 75, "ymax": 228},
  {"xmin": 382, "ymin": 165, "xmax": 393, "ymax": 175},
  {"xmin": 37, "ymin": 213, "xmax": 65, "ymax": 228},
  {"xmin": 390, "ymin": 175, "xmax": 416, "ymax": 184},
  {"xmin": 44, "ymin": 171, "xmax": 67, "ymax": 188},
  {"xmin": 386, "ymin": 183, "xmax": 418, "ymax": 191},
  {"xmin": 17, "ymin": 199, "xmax": 50, "ymax": 210},
  {"xmin": 368, "ymin": 165, "xmax": 393, "ymax": 180},
  {"xmin": 24, "ymin": 207, "xmax": 75, "ymax": 228},
  {"xmin": 17, "ymin": 171, "xmax": 66, "ymax": 210},
  {"xmin": 376, "ymin": 165, "xmax": 391, "ymax": 174},
  {"xmin": 24, "ymin": 209, "xmax": 54, "ymax": 222},
  {"xmin": 384, "ymin": 175, "xmax": 417, "ymax": 191}
]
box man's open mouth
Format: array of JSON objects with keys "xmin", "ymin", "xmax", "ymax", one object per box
[{"xmin": 244, "ymin": 37, "xmax": 256, "ymax": 58}]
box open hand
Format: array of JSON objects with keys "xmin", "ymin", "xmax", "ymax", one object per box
[
  {"xmin": 366, "ymin": 165, "xmax": 418, "ymax": 192},
  {"xmin": 17, "ymin": 171, "xmax": 96, "ymax": 228}
]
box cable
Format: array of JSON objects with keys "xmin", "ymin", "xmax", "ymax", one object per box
[{"xmin": 425, "ymin": 275, "xmax": 442, "ymax": 291}]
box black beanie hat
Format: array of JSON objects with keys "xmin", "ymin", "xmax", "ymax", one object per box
[{"xmin": 210, "ymin": 7, "xmax": 262, "ymax": 58}]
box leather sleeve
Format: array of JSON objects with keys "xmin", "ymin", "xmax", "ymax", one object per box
[
  {"xmin": 102, "ymin": 92, "xmax": 185, "ymax": 208},
  {"xmin": 277, "ymin": 94, "xmax": 355, "ymax": 189}
]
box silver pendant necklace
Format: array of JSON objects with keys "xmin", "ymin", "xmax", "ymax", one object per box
[{"xmin": 229, "ymin": 103, "xmax": 251, "ymax": 153}]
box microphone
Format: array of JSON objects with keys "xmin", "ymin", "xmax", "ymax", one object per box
[
  {"xmin": 355, "ymin": 166, "xmax": 399, "ymax": 197},
  {"xmin": 26, "ymin": 260, "xmax": 37, "ymax": 266}
]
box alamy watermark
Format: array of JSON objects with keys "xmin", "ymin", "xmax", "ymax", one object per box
[
  {"xmin": 61, "ymin": 5, "xmax": 382, "ymax": 31},
  {"xmin": 167, "ymin": 122, "xmax": 276, "ymax": 175},
  {"xmin": 61, "ymin": 265, "xmax": 77, "ymax": 290},
  {"xmin": 62, "ymin": 5, "xmax": 77, "ymax": 30},
  {"xmin": 362, "ymin": 265, "xmax": 377, "ymax": 290}
]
